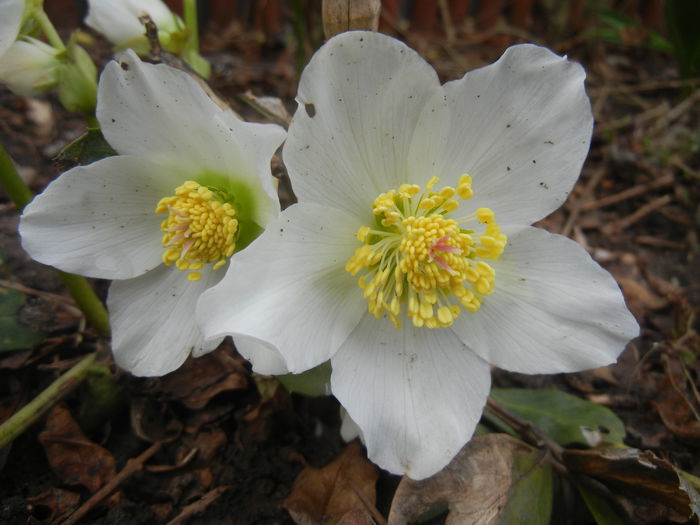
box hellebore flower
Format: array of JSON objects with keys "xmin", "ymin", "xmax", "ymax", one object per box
[
  {"xmin": 0, "ymin": 37, "xmax": 60, "ymax": 95},
  {"xmin": 20, "ymin": 50, "xmax": 285, "ymax": 376},
  {"xmin": 198, "ymin": 32, "xmax": 639, "ymax": 479},
  {"xmin": 0, "ymin": 0, "xmax": 24, "ymax": 59},
  {"xmin": 85, "ymin": 0, "xmax": 184, "ymax": 55}
]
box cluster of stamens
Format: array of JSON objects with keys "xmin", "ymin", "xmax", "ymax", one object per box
[
  {"xmin": 156, "ymin": 181, "xmax": 238, "ymax": 282},
  {"xmin": 345, "ymin": 175, "xmax": 507, "ymax": 329}
]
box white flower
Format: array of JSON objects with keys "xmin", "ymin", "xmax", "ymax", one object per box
[
  {"xmin": 197, "ymin": 32, "xmax": 639, "ymax": 479},
  {"xmin": 20, "ymin": 50, "xmax": 285, "ymax": 376},
  {"xmin": 85, "ymin": 0, "xmax": 183, "ymax": 53},
  {"xmin": 0, "ymin": 0, "xmax": 24, "ymax": 59},
  {"xmin": 0, "ymin": 37, "xmax": 60, "ymax": 95}
]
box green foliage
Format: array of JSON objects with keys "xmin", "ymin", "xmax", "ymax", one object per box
[
  {"xmin": 576, "ymin": 483, "xmax": 626, "ymax": 525},
  {"xmin": 278, "ymin": 360, "xmax": 331, "ymax": 397},
  {"xmin": 497, "ymin": 452, "xmax": 553, "ymax": 525},
  {"xmin": 489, "ymin": 388, "xmax": 626, "ymax": 446},
  {"xmin": 0, "ymin": 287, "xmax": 44, "ymax": 352},
  {"xmin": 54, "ymin": 128, "xmax": 117, "ymax": 168},
  {"xmin": 587, "ymin": 5, "xmax": 672, "ymax": 52},
  {"xmin": 665, "ymin": 0, "xmax": 700, "ymax": 78},
  {"xmin": 78, "ymin": 365, "xmax": 125, "ymax": 433}
]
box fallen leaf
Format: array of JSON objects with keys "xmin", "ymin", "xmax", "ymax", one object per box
[
  {"xmin": 26, "ymin": 488, "xmax": 80, "ymax": 523},
  {"xmin": 0, "ymin": 287, "xmax": 44, "ymax": 352},
  {"xmin": 158, "ymin": 348, "xmax": 248, "ymax": 410},
  {"xmin": 387, "ymin": 434, "xmax": 553, "ymax": 525},
  {"xmin": 564, "ymin": 447, "xmax": 700, "ymax": 522},
  {"xmin": 284, "ymin": 442, "xmax": 378, "ymax": 525},
  {"xmin": 38, "ymin": 405, "xmax": 117, "ymax": 494},
  {"xmin": 336, "ymin": 508, "xmax": 376, "ymax": 525},
  {"xmin": 651, "ymin": 357, "xmax": 700, "ymax": 442},
  {"xmin": 489, "ymin": 388, "xmax": 626, "ymax": 446}
]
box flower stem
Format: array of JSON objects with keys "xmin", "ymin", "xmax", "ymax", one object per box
[
  {"xmin": 0, "ymin": 146, "xmax": 33, "ymax": 209},
  {"xmin": 33, "ymin": 8, "xmax": 66, "ymax": 52},
  {"xmin": 58, "ymin": 272, "xmax": 111, "ymax": 335},
  {"xmin": 0, "ymin": 145, "xmax": 110, "ymax": 335},
  {"xmin": 0, "ymin": 353, "xmax": 96, "ymax": 449},
  {"xmin": 183, "ymin": 0, "xmax": 200, "ymax": 55}
]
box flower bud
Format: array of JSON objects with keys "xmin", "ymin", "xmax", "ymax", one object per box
[{"xmin": 0, "ymin": 37, "xmax": 59, "ymax": 96}]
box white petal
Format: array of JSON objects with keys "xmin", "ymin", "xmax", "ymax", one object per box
[
  {"xmin": 85, "ymin": 0, "xmax": 178, "ymax": 45},
  {"xmin": 451, "ymin": 226, "xmax": 639, "ymax": 374},
  {"xmin": 331, "ymin": 313, "xmax": 491, "ymax": 479},
  {"xmin": 19, "ymin": 156, "xmax": 174, "ymax": 279},
  {"xmin": 197, "ymin": 202, "xmax": 366, "ymax": 373},
  {"xmin": 233, "ymin": 335, "xmax": 289, "ymax": 375},
  {"xmin": 0, "ymin": 38, "xmax": 59, "ymax": 96},
  {"xmin": 284, "ymin": 31, "xmax": 449, "ymax": 217},
  {"xmin": 97, "ymin": 50, "xmax": 285, "ymax": 227},
  {"xmin": 0, "ymin": 0, "xmax": 23, "ymax": 58},
  {"xmin": 441, "ymin": 44, "xmax": 593, "ymax": 225},
  {"xmin": 108, "ymin": 264, "xmax": 224, "ymax": 376}
]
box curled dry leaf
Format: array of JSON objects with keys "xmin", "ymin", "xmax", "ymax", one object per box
[
  {"xmin": 284, "ymin": 442, "xmax": 379, "ymax": 525},
  {"xmin": 26, "ymin": 487, "xmax": 80, "ymax": 523},
  {"xmin": 387, "ymin": 434, "xmax": 553, "ymax": 525},
  {"xmin": 652, "ymin": 357, "xmax": 700, "ymax": 442},
  {"xmin": 157, "ymin": 348, "xmax": 248, "ymax": 410},
  {"xmin": 38, "ymin": 405, "xmax": 117, "ymax": 495},
  {"xmin": 564, "ymin": 447, "xmax": 700, "ymax": 521}
]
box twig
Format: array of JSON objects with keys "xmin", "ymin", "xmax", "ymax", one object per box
[
  {"xmin": 595, "ymin": 101, "xmax": 669, "ymax": 133},
  {"xmin": 606, "ymin": 194, "xmax": 672, "ymax": 233},
  {"xmin": 61, "ymin": 442, "xmax": 162, "ymax": 525},
  {"xmin": 0, "ymin": 279, "xmax": 77, "ymax": 308},
  {"xmin": 649, "ymin": 88, "xmax": 700, "ymax": 134},
  {"xmin": 560, "ymin": 166, "xmax": 606, "ymax": 237},
  {"xmin": 588, "ymin": 77, "xmax": 699, "ymax": 96},
  {"xmin": 580, "ymin": 172, "xmax": 674, "ymax": 212},
  {"xmin": 485, "ymin": 398, "xmax": 565, "ymax": 469},
  {"xmin": 438, "ymin": 0, "xmax": 455, "ymax": 43},
  {"xmin": 0, "ymin": 353, "xmax": 96, "ymax": 449},
  {"xmin": 165, "ymin": 486, "xmax": 231, "ymax": 525}
]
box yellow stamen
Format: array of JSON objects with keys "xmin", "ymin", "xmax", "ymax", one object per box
[
  {"xmin": 156, "ymin": 180, "xmax": 238, "ymax": 281},
  {"xmin": 345, "ymin": 175, "xmax": 506, "ymax": 329}
]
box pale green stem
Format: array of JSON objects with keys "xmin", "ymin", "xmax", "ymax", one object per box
[
  {"xmin": 33, "ymin": 8, "xmax": 66, "ymax": 51},
  {"xmin": 0, "ymin": 145, "xmax": 110, "ymax": 335},
  {"xmin": 183, "ymin": 0, "xmax": 200, "ymax": 56},
  {"xmin": 0, "ymin": 353, "xmax": 96, "ymax": 448},
  {"xmin": 0, "ymin": 146, "xmax": 33, "ymax": 209},
  {"xmin": 58, "ymin": 272, "xmax": 111, "ymax": 335}
]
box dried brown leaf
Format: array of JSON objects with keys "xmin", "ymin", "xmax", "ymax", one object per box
[
  {"xmin": 564, "ymin": 447, "xmax": 700, "ymax": 521},
  {"xmin": 387, "ymin": 434, "xmax": 551, "ymax": 525},
  {"xmin": 158, "ymin": 349, "xmax": 248, "ymax": 410},
  {"xmin": 38, "ymin": 405, "xmax": 117, "ymax": 494},
  {"xmin": 653, "ymin": 376, "xmax": 700, "ymax": 441},
  {"xmin": 284, "ymin": 442, "xmax": 379, "ymax": 525},
  {"xmin": 336, "ymin": 508, "xmax": 376, "ymax": 525},
  {"xmin": 26, "ymin": 487, "xmax": 80, "ymax": 523}
]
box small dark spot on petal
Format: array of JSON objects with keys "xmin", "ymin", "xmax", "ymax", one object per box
[
  {"xmin": 120, "ymin": 61, "xmax": 129, "ymax": 70},
  {"xmin": 305, "ymin": 102, "xmax": 316, "ymax": 117}
]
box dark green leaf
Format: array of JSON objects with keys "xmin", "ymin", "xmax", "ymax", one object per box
[
  {"xmin": 490, "ymin": 388, "xmax": 626, "ymax": 446},
  {"xmin": 497, "ymin": 452, "xmax": 553, "ymax": 525},
  {"xmin": 576, "ymin": 483, "xmax": 626, "ymax": 525},
  {"xmin": 665, "ymin": 0, "xmax": 700, "ymax": 78},
  {"xmin": 53, "ymin": 128, "xmax": 117, "ymax": 170},
  {"xmin": 0, "ymin": 287, "xmax": 44, "ymax": 352}
]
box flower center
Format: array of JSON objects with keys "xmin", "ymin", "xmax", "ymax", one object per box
[
  {"xmin": 155, "ymin": 181, "xmax": 238, "ymax": 282},
  {"xmin": 345, "ymin": 175, "xmax": 507, "ymax": 329}
]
